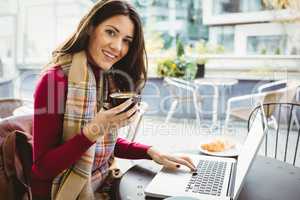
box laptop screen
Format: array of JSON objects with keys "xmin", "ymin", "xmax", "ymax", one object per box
[{"xmin": 233, "ymin": 106, "xmax": 267, "ymax": 199}]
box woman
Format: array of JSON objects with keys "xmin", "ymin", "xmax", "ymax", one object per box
[{"xmin": 31, "ymin": 0, "xmax": 196, "ymax": 199}]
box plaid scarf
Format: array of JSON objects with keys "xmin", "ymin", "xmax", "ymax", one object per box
[{"xmin": 50, "ymin": 51, "xmax": 118, "ymax": 200}]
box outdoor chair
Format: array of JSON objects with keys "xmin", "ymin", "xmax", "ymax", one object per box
[
  {"xmin": 225, "ymin": 80, "xmax": 300, "ymax": 130},
  {"xmin": 248, "ymin": 103, "xmax": 300, "ymax": 167},
  {"xmin": 163, "ymin": 77, "xmax": 202, "ymax": 124}
]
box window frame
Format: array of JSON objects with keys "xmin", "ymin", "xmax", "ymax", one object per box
[
  {"xmin": 234, "ymin": 22, "xmax": 300, "ymax": 55},
  {"xmin": 202, "ymin": 0, "xmax": 300, "ymax": 25}
]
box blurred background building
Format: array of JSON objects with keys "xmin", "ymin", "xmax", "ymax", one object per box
[{"xmin": 0, "ymin": 0, "xmax": 299, "ymax": 118}]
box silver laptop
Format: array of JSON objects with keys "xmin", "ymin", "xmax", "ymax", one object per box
[{"xmin": 145, "ymin": 105, "xmax": 267, "ymax": 200}]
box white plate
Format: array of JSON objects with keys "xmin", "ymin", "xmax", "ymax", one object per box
[{"xmin": 199, "ymin": 142, "xmax": 241, "ymax": 157}]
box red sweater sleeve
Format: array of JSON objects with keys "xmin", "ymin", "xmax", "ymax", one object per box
[
  {"xmin": 31, "ymin": 68, "xmax": 94, "ymax": 181},
  {"xmin": 115, "ymin": 137, "xmax": 152, "ymax": 159}
]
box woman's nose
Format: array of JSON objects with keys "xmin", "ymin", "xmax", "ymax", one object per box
[{"xmin": 110, "ymin": 38, "xmax": 122, "ymax": 53}]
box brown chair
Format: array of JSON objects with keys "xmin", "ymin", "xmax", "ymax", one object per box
[
  {"xmin": 0, "ymin": 114, "xmax": 33, "ymax": 136},
  {"xmin": 0, "ymin": 98, "xmax": 32, "ymax": 119}
]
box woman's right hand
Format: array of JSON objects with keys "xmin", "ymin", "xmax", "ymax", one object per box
[{"xmin": 83, "ymin": 98, "xmax": 138, "ymax": 142}]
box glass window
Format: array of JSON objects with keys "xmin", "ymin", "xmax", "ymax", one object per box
[
  {"xmin": 0, "ymin": 16, "xmax": 15, "ymax": 77},
  {"xmin": 21, "ymin": 1, "xmax": 90, "ymax": 65},
  {"xmin": 233, "ymin": 23, "xmax": 299, "ymax": 56},
  {"xmin": 210, "ymin": 26, "xmax": 234, "ymax": 53},
  {"xmin": 153, "ymin": 0, "xmax": 168, "ymax": 8},
  {"xmin": 247, "ymin": 35, "xmax": 287, "ymax": 55},
  {"xmin": 0, "ymin": 0, "xmax": 17, "ymax": 13},
  {"xmin": 185, "ymin": 0, "xmax": 208, "ymax": 41},
  {"xmin": 213, "ymin": 0, "xmax": 268, "ymax": 14},
  {"xmin": 24, "ymin": 4, "xmax": 55, "ymax": 64},
  {"xmin": 56, "ymin": 3, "xmax": 86, "ymax": 45},
  {"xmin": 131, "ymin": 0, "xmax": 208, "ymax": 52}
]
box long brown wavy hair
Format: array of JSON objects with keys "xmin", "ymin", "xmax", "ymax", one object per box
[{"xmin": 50, "ymin": 0, "xmax": 147, "ymax": 91}]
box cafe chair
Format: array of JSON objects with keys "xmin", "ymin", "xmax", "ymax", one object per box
[
  {"xmin": 225, "ymin": 80, "xmax": 300, "ymax": 130},
  {"xmin": 164, "ymin": 77, "xmax": 202, "ymax": 124},
  {"xmin": 292, "ymin": 87, "xmax": 300, "ymax": 128},
  {"xmin": 248, "ymin": 103, "xmax": 300, "ymax": 167}
]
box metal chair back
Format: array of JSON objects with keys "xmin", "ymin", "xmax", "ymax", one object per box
[
  {"xmin": 163, "ymin": 77, "xmax": 202, "ymax": 123},
  {"xmin": 248, "ymin": 103, "xmax": 300, "ymax": 166}
]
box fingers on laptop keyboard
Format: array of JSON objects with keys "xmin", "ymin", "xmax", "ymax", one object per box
[
  {"xmin": 167, "ymin": 155, "xmax": 196, "ymax": 171},
  {"xmin": 180, "ymin": 156, "xmax": 197, "ymax": 171},
  {"xmin": 161, "ymin": 157, "xmax": 181, "ymax": 170}
]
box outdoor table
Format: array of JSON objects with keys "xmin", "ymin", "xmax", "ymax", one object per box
[
  {"xmin": 117, "ymin": 156, "xmax": 300, "ymax": 200},
  {"xmin": 194, "ymin": 78, "xmax": 238, "ymax": 126}
]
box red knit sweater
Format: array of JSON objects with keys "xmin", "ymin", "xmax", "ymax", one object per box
[{"xmin": 31, "ymin": 65, "xmax": 151, "ymax": 197}]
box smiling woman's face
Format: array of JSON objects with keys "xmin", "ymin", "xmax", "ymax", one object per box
[{"xmin": 87, "ymin": 15, "xmax": 134, "ymax": 71}]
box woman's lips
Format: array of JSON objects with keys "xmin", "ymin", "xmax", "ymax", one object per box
[{"xmin": 102, "ymin": 50, "xmax": 117, "ymax": 61}]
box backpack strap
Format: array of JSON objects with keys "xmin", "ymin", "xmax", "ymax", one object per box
[
  {"xmin": 15, "ymin": 130, "xmax": 32, "ymax": 184},
  {"xmin": 2, "ymin": 132, "xmax": 17, "ymax": 178},
  {"xmin": 1, "ymin": 130, "xmax": 32, "ymax": 200}
]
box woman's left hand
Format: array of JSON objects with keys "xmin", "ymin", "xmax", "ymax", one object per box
[{"xmin": 147, "ymin": 147, "xmax": 196, "ymax": 171}]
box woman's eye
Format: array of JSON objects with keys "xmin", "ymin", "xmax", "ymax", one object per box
[
  {"xmin": 106, "ymin": 29, "xmax": 116, "ymax": 36},
  {"xmin": 123, "ymin": 39, "xmax": 132, "ymax": 45}
]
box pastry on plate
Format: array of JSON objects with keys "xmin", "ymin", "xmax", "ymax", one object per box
[{"xmin": 201, "ymin": 138, "xmax": 235, "ymax": 152}]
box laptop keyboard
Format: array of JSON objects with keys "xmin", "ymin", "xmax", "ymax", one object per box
[{"xmin": 185, "ymin": 160, "xmax": 227, "ymax": 196}]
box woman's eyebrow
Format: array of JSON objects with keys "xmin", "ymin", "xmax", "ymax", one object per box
[{"xmin": 106, "ymin": 25, "xmax": 133, "ymax": 40}]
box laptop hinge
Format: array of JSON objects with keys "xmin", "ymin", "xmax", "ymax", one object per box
[{"xmin": 226, "ymin": 162, "xmax": 236, "ymax": 199}]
